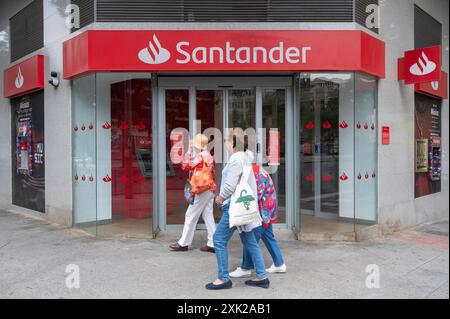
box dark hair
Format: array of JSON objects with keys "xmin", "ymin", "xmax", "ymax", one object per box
[{"xmin": 232, "ymin": 134, "xmax": 249, "ymax": 152}]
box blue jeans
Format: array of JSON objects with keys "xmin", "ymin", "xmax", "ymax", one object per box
[
  {"xmin": 240, "ymin": 224, "xmax": 285, "ymax": 270},
  {"xmin": 213, "ymin": 203, "xmax": 267, "ymax": 282}
]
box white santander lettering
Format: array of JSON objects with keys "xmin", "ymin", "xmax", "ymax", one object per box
[
  {"xmin": 225, "ymin": 42, "xmax": 236, "ymax": 64},
  {"xmin": 253, "ymin": 47, "xmax": 267, "ymax": 64},
  {"xmin": 193, "ymin": 47, "xmax": 207, "ymax": 63},
  {"xmin": 236, "ymin": 47, "xmax": 251, "ymax": 64},
  {"xmin": 176, "ymin": 41, "xmax": 191, "ymax": 64},
  {"xmin": 209, "ymin": 47, "xmax": 224, "ymax": 64},
  {"xmin": 302, "ymin": 47, "xmax": 311, "ymax": 63},
  {"xmin": 269, "ymin": 42, "xmax": 284, "ymax": 63},
  {"xmin": 286, "ymin": 47, "xmax": 300, "ymax": 63},
  {"xmin": 175, "ymin": 41, "xmax": 311, "ymax": 65}
]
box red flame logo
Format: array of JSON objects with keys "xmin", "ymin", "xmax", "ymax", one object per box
[
  {"xmin": 339, "ymin": 120, "xmax": 349, "ymax": 129},
  {"xmin": 103, "ymin": 174, "xmax": 112, "ymax": 182},
  {"xmin": 365, "ymin": 172, "xmax": 369, "ymax": 179},
  {"xmin": 322, "ymin": 120, "xmax": 332, "ymax": 129},
  {"xmin": 81, "ymin": 175, "xmax": 86, "ymax": 181},
  {"xmin": 15, "ymin": 67, "xmax": 24, "ymax": 89},
  {"xmin": 339, "ymin": 172, "xmax": 348, "ymax": 181},
  {"xmin": 356, "ymin": 122, "xmax": 361, "ymax": 129},
  {"xmin": 357, "ymin": 173, "xmax": 362, "ymax": 180},
  {"xmin": 74, "ymin": 125, "xmax": 78, "ymax": 132},
  {"xmin": 89, "ymin": 122, "xmax": 94, "ymax": 130},
  {"xmin": 372, "ymin": 171, "xmax": 376, "ymax": 178},
  {"xmin": 305, "ymin": 121, "xmax": 315, "ymax": 129},
  {"xmin": 102, "ymin": 121, "xmax": 111, "ymax": 129},
  {"xmin": 74, "ymin": 174, "xmax": 78, "ymax": 181},
  {"xmin": 371, "ymin": 123, "xmax": 375, "ymax": 130},
  {"xmin": 119, "ymin": 123, "xmax": 129, "ymax": 130},
  {"xmin": 81, "ymin": 123, "xmax": 86, "ymax": 131},
  {"xmin": 136, "ymin": 122, "xmax": 146, "ymax": 131},
  {"xmin": 89, "ymin": 174, "xmax": 94, "ymax": 182},
  {"xmin": 364, "ymin": 123, "xmax": 368, "ymax": 130},
  {"xmin": 409, "ymin": 51, "xmax": 436, "ymax": 76},
  {"xmin": 138, "ymin": 34, "xmax": 171, "ymax": 64}
]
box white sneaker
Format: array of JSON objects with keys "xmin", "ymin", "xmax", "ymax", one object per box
[
  {"xmin": 229, "ymin": 267, "xmax": 252, "ymax": 278},
  {"xmin": 266, "ymin": 263, "xmax": 287, "ymax": 273}
]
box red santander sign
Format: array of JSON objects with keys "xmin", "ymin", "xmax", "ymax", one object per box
[
  {"xmin": 415, "ymin": 71, "xmax": 448, "ymax": 100},
  {"xmin": 399, "ymin": 45, "xmax": 441, "ymax": 85},
  {"xmin": 3, "ymin": 54, "xmax": 45, "ymax": 98},
  {"xmin": 63, "ymin": 30, "xmax": 385, "ymax": 79}
]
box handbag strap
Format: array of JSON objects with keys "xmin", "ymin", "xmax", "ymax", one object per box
[{"xmin": 239, "ymin": 153, "xmax": 251, "ymax": 184}]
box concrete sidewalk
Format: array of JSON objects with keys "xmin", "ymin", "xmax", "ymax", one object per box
[{"xmin": 0, "ymin": 210, "xmax": 448, "ymax": 299}]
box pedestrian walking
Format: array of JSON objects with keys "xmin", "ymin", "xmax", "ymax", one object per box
[{"xmin": 169, "ymin": 134, "xmax": 216, "ymax": 253}]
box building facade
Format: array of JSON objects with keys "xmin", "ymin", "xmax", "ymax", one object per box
[{"xmin": 0, "ymin": 0, "xmax": 448, "ymax": 240}]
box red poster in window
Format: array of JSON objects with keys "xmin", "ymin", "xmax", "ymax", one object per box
[
  {"xmin": 382, "ymin": 126, "xmax": 390, "ymax": 145},
  {"xmin": 403, "ymin": 46, "xmax": 441, "ymax": 84},
  {"xmin": 268, "ymin": 130, "xmax": 280, "ymax": 165}
]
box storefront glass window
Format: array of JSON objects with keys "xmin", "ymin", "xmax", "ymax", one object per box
[
  {"xmin": 299, "ymin": 72, "xmax": 378, "ymax": 237},
  {"xmin": 196, "ymin": 89, "xmax": 224, "ymax": 222},
  {"xmin": 299, "ymin": 73, "xmax": 355, "ymax": 236},
  {"xmin": 73, "ymin": 73, "xmax": 153, "ymax": 237},
  {"xmin": 355, "ymin": 73, "xmax": 378, "ymax": 224},
  {"xmin": 165, "ymin": 89, "xmax": 189, "ymax": 225},
  {"xmin": 72, "ymin": 74, "xmax": 97, "ymax": 234},
  {"xmin": 262, "ymin": 89, "xmax": 286, "ymax": 224}
]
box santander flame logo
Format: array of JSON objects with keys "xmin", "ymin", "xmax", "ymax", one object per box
[
  {"xmin": 138, "ymin": 34, "xmax": 171, "ymax": 64},
  {"xmin": 431, "ymin": 81, "xmax": 439, "ymax": 91},
  {"xmin": 15, "ymin": 67, "xmax": 24, "ymax": 89},
  {"xmin": 409, "ymin": 51, "xmax": 436, "ymax": 76}
]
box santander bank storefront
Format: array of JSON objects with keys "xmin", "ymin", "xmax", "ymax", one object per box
[{"xmin": 63, "ymin": 29, "xmax": 385, "ymax": 239}]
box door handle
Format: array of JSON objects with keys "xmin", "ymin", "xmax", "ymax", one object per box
[{"xmin": 314, "ymin": 144, "xmax": 319, "ymax": 154}]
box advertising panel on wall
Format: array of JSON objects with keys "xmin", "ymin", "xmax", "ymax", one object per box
[
  {"xmin": 414, "ymin": 93, "xmax": 442, "ymax": 198},
  {"xmin": 11, "ymin": 91, "xmax": 45, "ymax": 212}
]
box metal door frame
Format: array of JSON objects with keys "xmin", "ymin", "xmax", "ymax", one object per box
[{"xmin": 157, "ymin": 76, "xmax": 293, "ymax": 231}]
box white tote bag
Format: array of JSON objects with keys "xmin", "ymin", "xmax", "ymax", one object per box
[{"xmin": 229, "ymin": 157, "xmax": 261, "ymax": 228}]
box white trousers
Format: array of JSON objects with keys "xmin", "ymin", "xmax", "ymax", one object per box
[{"xmin": 178, "ymin": 190, "xmax": 216, "ymax": 247}]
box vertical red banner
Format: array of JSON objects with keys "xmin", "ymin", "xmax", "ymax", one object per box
[
  {"xmin": 382, "ymin": 126, "xmax": 390, "ymax": 145},
  {"xmin": 268, "ymin": 130, "xmax": 280, "ymax": 165}
]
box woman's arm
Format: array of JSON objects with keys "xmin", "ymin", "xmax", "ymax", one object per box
[
  {"xmin": 181, "ymin": 151, "xmax": 202, "ymax": 171},
  {"xmin": 219, "ymin": 156, "xmax": 242, "ymax": 199}
]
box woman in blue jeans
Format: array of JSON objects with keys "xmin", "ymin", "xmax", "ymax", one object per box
[
  {"xmin": 231, "ymin": 163, "xmax": 286, "ymax": 277},
  {"xmin": 205, "ymin": 132, "xmax": 269, "ymax": 290}
]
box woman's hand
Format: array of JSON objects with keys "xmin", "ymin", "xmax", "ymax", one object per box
[{"xmin": 215, "ymin": 195, "xmax": 224, "ymax": 206}]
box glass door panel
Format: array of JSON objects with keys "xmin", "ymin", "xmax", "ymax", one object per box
[
  {"xmin": 96, "ymin": 74, "xmax": 154, "ymax": 238},
  {"xmin": 319, "ymin": 84, "xmax": 339, "ymax": 214},
  {"xmin": 165, "ymin": 89, "xmax": 189, "ymax": 225},
  {"xmin": 227, "ymin": 89, "xmax": 256, "ymax": 156},
  {"xmin": 299, "ymin": 73, "xmax": 355, "ymax": 234},
  {"xmin": 299, "ymin": 84, "xmax": 315, "ymax": 214},
  {"xmin": 262, "ymin": 89, "xmax": 286, "ymax": 224},
  {"xmin": 196, "ymin": 89, "xmax": 224, "ymax": 222}
]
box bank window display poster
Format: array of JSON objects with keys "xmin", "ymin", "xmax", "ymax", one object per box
[
  {"xmin": 414, "ymin": 93, "xmax": 442, "ymax": 198},
  {"xmin": 11, "ymin": 92, "xmax": 45, "ymax": 213},
  {"xmin": 415, "ymin": 139, "xmax": 428, "ymax": 173}
]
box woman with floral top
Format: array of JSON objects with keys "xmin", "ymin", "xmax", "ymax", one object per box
[
  {"xmin": 169, "ymin": 134, "xmax": 216, "ymax": 253},
  {"xmin": 229, "ymin": 156, "xmax": 287, "ymax": 277}
]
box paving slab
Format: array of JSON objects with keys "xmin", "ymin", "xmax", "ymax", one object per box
[{"xmin": 0, "ymin": 210, "xmax": 448, "ymax": 299}]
